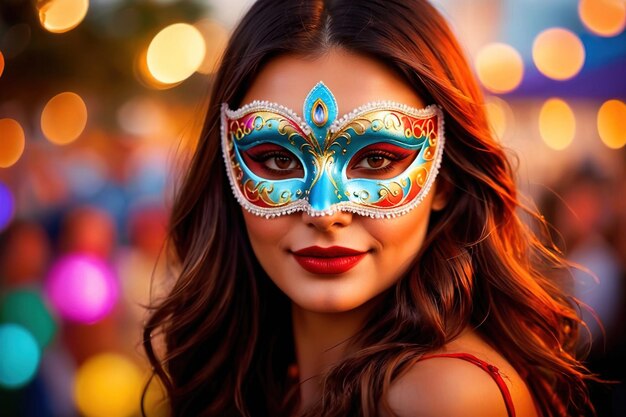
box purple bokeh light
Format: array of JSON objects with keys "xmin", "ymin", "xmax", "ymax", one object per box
[
  {"xmin": 45, "ymin": 254, "xmax": 119, "ymax": 324},
  {"xmin": 0, "ymin": 181, "xmax": 15, "ymax": 231}
]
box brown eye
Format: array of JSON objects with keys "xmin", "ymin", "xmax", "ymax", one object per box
[
  {"xmin": 271, "ymin": 155, "xmax": 298, "ymax": 170},
  {"xmin": 347, "ymin": 143, "xmax": 418, "ymax": 179},
  {"xmin": 242, "ymin": 143, "xmax": 304, "ymax": 179},
  {"xmin": 361, "ymin": 156, "xmax": 389, "ymax": 169}
]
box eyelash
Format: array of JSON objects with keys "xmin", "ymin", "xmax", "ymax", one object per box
[
  {"xmin": 247, "ymin": 150, "xmax": 302, "ymax": 173},
  {"xmin": 352, "ymin": 150, "xmax": 408, "ymax": 172}
]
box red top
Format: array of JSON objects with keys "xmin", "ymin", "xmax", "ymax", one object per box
[{"xmin": 419, "ymin": 353, "xmax": 516, "ymax": 417}]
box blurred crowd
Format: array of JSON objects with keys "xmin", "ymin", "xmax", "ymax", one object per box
[{"xmin": 538, "ymin": 154, "xmax": 626, "ymax": 416}]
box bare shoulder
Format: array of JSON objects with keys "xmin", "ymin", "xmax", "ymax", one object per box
[{"xmin": 380, "ymin": 330, "xmax": 539, "ymax": 417}]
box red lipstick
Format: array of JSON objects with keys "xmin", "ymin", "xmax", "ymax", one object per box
[{"xmin": 291, "ymin": 246, "xmax": 367, "ymax": 275}]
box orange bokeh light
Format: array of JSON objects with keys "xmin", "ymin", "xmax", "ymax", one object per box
[
  {"xmin": 37, "ymin": 0, "xmax": 89, "ymax": 34},
  {"xmin": 0, "ymin": 51, "xmax": 4, "ymax": 78},
  {"xmin": 485, "ymin": 96, "xmax": 514, "ymax": 141},
  {"xmin": 134, "ymin": 48, "xmax": 174, "ymax": 90},
  {"xmin": 579, "ymin": 0, "xmax": 626, "ymax": 37},
  {"xmin": 41, "ymin": 92, "xmax": 88, "ymax": 145},
  {"xmin": 533, "ymin": 28, "xmax": 585, "ymax": 81},
  {"xmin": 146, "ymin": 23, "xmax": 205, "ymax": 84},
  {"xmin": 475, "ymin": 43, "xmax": 524, "ymax": 94},
  {"xmin": 0, "ymin": 119, "xmax": 26, "ymax": 168},
  {"xmin": 539, "ymin": 98, "xmax": 576, "ymax": 150},
  {"xmin": 597, "ymin": 99, "xmax": 626, "ymax": 149}
]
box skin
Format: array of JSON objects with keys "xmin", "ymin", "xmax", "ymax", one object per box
[{"xmin": 239, "ymin": 48, "xmax": 538, "ymax": 416}]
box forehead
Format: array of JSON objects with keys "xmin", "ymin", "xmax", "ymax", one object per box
[{"xmin": 239, "ymin": 48, "xmax": 425, "ymax": 114}]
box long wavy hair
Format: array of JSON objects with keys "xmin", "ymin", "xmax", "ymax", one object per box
[{"xmin": 142, "ymin": 0, "xmax": 596, "ymax": 415}]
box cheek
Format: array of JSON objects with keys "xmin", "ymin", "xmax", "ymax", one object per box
[
  {"xmin": 241, "ymin": 211, "xmax": 291, "ymax": 268},
  {"xmin": 364, "ymin": 205, "xmax": 432, "ymax": 274}
]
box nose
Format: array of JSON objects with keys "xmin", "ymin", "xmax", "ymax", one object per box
[
  {"xmin": 302, "ymin": 209, "xmax": 353, "ymax": 232},
  {"xmin": 308, "ymin": 165, "xmax": 343, "ymax": 212}
]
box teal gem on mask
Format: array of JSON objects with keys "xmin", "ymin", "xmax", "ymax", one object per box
[{"xmin": 304, "ymin": 81, "xmax": 338, "ymax": 145}]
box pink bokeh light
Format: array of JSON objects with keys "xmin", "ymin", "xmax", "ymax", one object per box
[{"xmin": 45, "ymin": 254, "xmax": 119, "ymax": 324}]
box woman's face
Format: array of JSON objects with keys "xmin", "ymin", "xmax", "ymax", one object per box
[{"xmin": 240, "ymin": 48, "xmax": 447, "ymax": 313}]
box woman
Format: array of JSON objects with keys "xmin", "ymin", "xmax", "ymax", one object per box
[{"xmin": 143, "ymin": 0, "xmax": 597, "ymax": 415}]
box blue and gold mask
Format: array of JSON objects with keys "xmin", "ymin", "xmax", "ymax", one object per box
[{"xmin": 220, "ymin": 82, "xmax": 445, "ymax": 218}]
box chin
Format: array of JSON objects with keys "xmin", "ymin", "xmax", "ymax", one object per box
[{"xmin": 291, "ymin": 290, "xmax": 369, "ymax": 313}]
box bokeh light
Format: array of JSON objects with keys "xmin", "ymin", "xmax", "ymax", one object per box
[
  {"xmin": 0, "ymin": 51, "xmax": 4, "ymax": 78},
  {"xmin": 141, "ymin": 375, "xmax": 169, "ymax": 417},
  {"xmin": 37, "ymin": 0, "xmax": 89, "ymax": 34},
  {"xmin": 474, "ymin": 43, "xmax": 524, "ymax": 94},
  {"xmin": 41, "ymin": 92, "xmax": 88, "ymax": 145},
  {"xmin": 0, "ymin": 324, "xmax": 41, "ymax": 389},
  {"xmin": 533, "ymin": 28, "xmax": 586, "ymax": 80},
  {"xmin": 74, "ymin": 353, "xmax": 143, "ymax": 417},
  {"xmin": 597, "ymin": 99, "xmax": 626, "ymax": 149},
  {"xmin": 0, "ymin": 221, "xmax": 51, "ymax": 287},
  {"xmin": 61, "ymin": 150, "xmax": 108, "ymax": 199},
  {"xmin": 579, "ymin": 0, "xmax": 626, "ymax": 37},
  {"xmin": 539, "ymin": 98, "xmax": 576, "ymax": 150},
  {"xmin": 117, "ymin": 97, "xmax": 167, "ymax": 136},
  {"xmin": 0, "ymin": 118, "xmax": 25, "ymax": 168},
  {"xmin": 485, "ymin": 96, "xmax": 514, "ymax": 141},
  {"xmin": 146, "ymin": 23, "xmax": 205, "ymax": 84},
  {"xmin": 61, "ymin": 206, "xmax": 116, "ymax": 258},
  {"xmin": 193, "ymin": 18, "xmax": 229, "ymax": 75},
  {"xmin": 0, "ymin": 182, "xmax": 15, "ymax": 232},
  {"xmin": 45, "ymin": 254, "xmax": 118, "ymax": 324},
  {"xmin": 0, "ymin": 290, "xmax": 57, "ymax": 349},
  {"xmin": 134, "ymin": 48, "xmax": 173, "ymax": 89}
]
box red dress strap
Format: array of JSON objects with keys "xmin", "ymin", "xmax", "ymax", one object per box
[{"xmin": 419, "ymin": 352, "xmax": 516, "ymax": 417}]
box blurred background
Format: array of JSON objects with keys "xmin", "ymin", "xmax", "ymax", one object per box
[{"xmin": 0, "ymin": 0, "xmax": 624, "ymax": 416}]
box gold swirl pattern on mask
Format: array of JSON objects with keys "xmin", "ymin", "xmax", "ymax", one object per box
[
  {"xmin": 403, "ymin": 114, "xmax": 436, "ymax": 140},
  {"xmin": 351, "ymin": 189, "xmax": 371, "ymax": 204},
  {"xmin": 377, "ymin": 178, "xmax": 409, "ymax": 206},
  {"xmin": 228, "ymin": 112, "xmax": 309, "ymax": 148},
  {"xmin": 242, "ymin": 179, "xmax": 297, "ymax": 208},
  {"xmin": 332, "ymin": 111, "xmax": 403, "ymax": 148}
]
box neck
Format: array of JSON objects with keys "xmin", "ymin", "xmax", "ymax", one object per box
[{"xmin": 291, "ymin": 299, "xmax": 379, "ymax": 411}]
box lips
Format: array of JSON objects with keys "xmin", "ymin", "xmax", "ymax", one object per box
[{"xmin": 291, "ymin": 246, "xmax": 367, "ymax": 275}]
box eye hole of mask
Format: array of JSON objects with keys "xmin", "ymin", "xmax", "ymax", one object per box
[
  {"xmin": 242, "ymin": 143, "xmax": 305, "ymax": 180},
  {"xmin": 347, "ymin": 143, "xmax": 418, "ymax": 180}
]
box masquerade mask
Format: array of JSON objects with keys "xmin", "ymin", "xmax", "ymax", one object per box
[{"xmin": 220, "ymin": 81, "xmax": 445, "ymax": 218}]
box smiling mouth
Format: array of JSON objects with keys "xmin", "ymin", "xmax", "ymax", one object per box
[{"xmin": 290, "ymin": 246, "xmax": 367, "ymax": 275}]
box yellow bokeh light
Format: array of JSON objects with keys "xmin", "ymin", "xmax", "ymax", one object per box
[
  {"xmin": 597, "ymin": 99, "xmax": 626, "ymax": 149},
  {"xmin": 37, "ymin": 0, "xmax": 89, "ymax": 34},
  {"xmin": 475, "ymin": 43, "xmax": 524, "ymax": 94},
  {"xmin": 533, "ymin": 28, "xmax": 585, "ymax": 80},
  {"xmin": 0, "ymin": 119, "xmax": 26, "ymax": 168},
  {"xmin": 485, "ymin": 96, "xmax": 514, "ymax": 141},
  {"xmin": 41, "ymin": 92, "xmax": 88, "ymax": 145},
  {"xmin": 0, "ymin": 51, "xmax": 4, "ymax": 78},
  {"xmin": 142, "ymin": 375, "xmax": 169, "ymax": 417},
  {"xmin": 193, "ymin": 19, "xmax": 229, "ymax": 75},
  {"xmin": 147, "ymin": 23, "xmax": 206, "ymax": 84},
  {"xmin": 539, "ymin": 98, "xmax": 576, "ymax": 150},
  {"xmin": 579, "ymin": 0, "xmax": 626, "ymax": 37},
  {"xmin": 74, "ymin": 353, "xmax": 143, "ymax": 417},
  {"xmin": 134, "ymin": 48, "xmax": 174, "ymax": 90}
]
